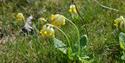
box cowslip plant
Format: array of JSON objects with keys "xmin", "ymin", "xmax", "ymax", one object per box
[
  {"xmin": 68, "ymin": 4, "xmax": 79, "ymax": 19},
  {"xmin": 16, "ymin": 13, "xmax": 25, "ymax": 21},
  {"xmin": 114, "ymin": 16, "xmax": 125, "ymax": 33},
  {"xmin": 68, "ymin": 2, "xmax": 88, "ymax": 36},
  {"xmin": 40, "ymin": 24, "xmax": 55, "ymax": 38},
  {"xmin": 113, "ymin": 16, "xmax": 125, "ymax": 61},
  {"xmin": 69, "ymin": 4, "xmax": 77, "ymax": 14},
  {"xmin": 13, "ymin": 13, "xmax": 25, "ymax": 31},
  {"xmin": 40, "ymin": 14, "xmax": 90, "ymax": 62},
  {"xmin": 118, "ymin": 32, "xmax": 125, "ymax": 61}
]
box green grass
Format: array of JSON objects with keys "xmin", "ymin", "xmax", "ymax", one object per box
[{"xmin": 0, "ymin": 0, "xmax": 125, "ymax": 63}]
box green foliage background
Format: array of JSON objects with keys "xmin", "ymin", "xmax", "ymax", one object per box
[{"xmin": 0, "ymin": 0, "xmax": 125, "ymax": 63}]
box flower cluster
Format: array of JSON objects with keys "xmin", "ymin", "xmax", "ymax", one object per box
[
  {"xmin": 15, "ymin": 12, "xmax": 66, "ymax": 37},
  {"xmin": 40, "ymin": 14, "xmax": 66, "ymax": 38},
  {"xmin": 14, "ymin": 3, "xmax": 88, "ymax": 62},
  {"xmin": 113, "ymin": 16, "xmax": 125, "ymax": 52},
  {"xmin": 15, "ymin": 3, "xmax": 78, "ymax": 38},
  {"xmin": 68, "ymin": 4, "xmax": 77, "ymax": 14},
  {"xmin": 114, "ymin": 16, "xmax": 125, "ymax": 32},
  {"xmin": 16, "ymin": 13, "xmax": 25, "ymax": 21},
  {"xmin": 51, "ymin": 14, "xmax": 65, "ymax": 27},
  {"xmin": 40, "ymin": 24, "xmax": 55, "ymax": 38}
]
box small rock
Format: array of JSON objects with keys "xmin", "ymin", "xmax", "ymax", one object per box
[{"xmin": 21, "ymin": 16, "xmax": 34, "ymax": 35}]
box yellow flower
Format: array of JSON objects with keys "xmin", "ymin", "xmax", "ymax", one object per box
[
  {"xmin": 114, "ymin": 16, "xmax": 124, "ymax": 28},
  {"xmin": 16, "ymin": 13, "xmax": 25, "ymax": 21},
  {"xmin": 68, "ymin": 4, "xmax": 77, "ymax": 14},
  {"xmin": 40, "ymin": 24, "xmax": 55, "ymax": 38},
  {"xmin": 114, "ymin": 16, "xmax": 125, "ymax": 32},
  {"xmin": 51, "ymin": 14, "xmax": 65, "ymax": 27}
]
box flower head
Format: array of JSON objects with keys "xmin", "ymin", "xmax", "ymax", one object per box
[
  {"xmin": 16, "ymin": 13, "xmax": 25, "ymax": 21},
  {"xmin": 68, "ymin": 4, "xmax": 77, "ymax": 14},
  {"xmin": 114, "ymin": 16, "xmax": 125, "ymax": 28},
  {"xmin": 51, "ymin": 14, "xmax": 65, "ymax": 27},
  {"xmin": 114, "ymin": 16, "xmax": 125, "ymax": 32},
  {"xmin": 40, "ymin": 24, "xmax": 55, "ymax": 38}
]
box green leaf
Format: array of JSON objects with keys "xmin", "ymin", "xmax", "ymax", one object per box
[
  {"xmin": 80, "ymin": 35, "xmax": 88, "ymax": 48},
  {"xmin": 121, "ymin": 51, "xmax": 125, "ymax": 60},
  {"xmin": 113, "ymin": 28, "xmax": 120, "ymax": 38},
  {"xmin": 119, "ymin": 32, "xmax": 125, "ymax": 50},
  {"xmin": 53, "ymin": 38, "xmax": 67, "ymax": 54},
  {"xmin": 67, "ymin": 47, "xmax": 74, "ymax": 60}
]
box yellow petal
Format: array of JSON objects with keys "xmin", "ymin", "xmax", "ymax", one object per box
[
  {"xmin": 69, "ymin": 9, "xmax": 72, "ymax": 13},
  {"xmin": 73, "ymin": 9, "xmax": 77, "ymax": 14},
  {"xmin": 43, "ymin": 31, "xmax": 47, "ymax": 35},
  {"xmin": 16, "ymin": 13, "xmax": 25, "ymax": 21},
  {"xmin": 51, "ymin": 15, "xmax": 55, "ymax": 21}
]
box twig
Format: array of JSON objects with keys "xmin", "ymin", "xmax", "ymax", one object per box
[{"xmin": 94, "ymin": 0, "xmax": 119, "ymax": 12}]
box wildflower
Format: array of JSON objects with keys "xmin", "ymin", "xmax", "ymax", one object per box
[
  {"xmin": 114, "ymin": 16, "xmax": 124, "ymax": 28},
  {"xmin": 68, "ymin": 4, "xmax": 77, "ymax": 14},
  {"xmin": 16, "ymin": 13, "xmax": 25, "ymax": 21},
  {"xmin": 114, "ymin": 16, "xmax": 125, "ymax": 32},
  {"xmin": 40, "ymin": 24, "xmax": 55, "ymax": 38},
  {"xmin": 51, "ymin": 14, "xmax": 65, "ymax": 27}
]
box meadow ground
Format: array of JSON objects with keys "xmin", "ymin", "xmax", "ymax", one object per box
[{"xmin": 0, "ymin": 0, "xmax": 125, "ymax": 63}]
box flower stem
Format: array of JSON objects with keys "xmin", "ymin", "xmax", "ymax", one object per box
[
  {"xmin": 71, "ymin": 0, "xmax": 88, "ymax": 36},
  {"xmin": 52, "ymin": 25, "xmax": 72, "ymax": 59},
  {"xmin": 65, "ymin": 18, "xmax": 80, "ymax": 55},
  {"xmin": 94, "ymin": 0, "xmax": 119, "ymax": 12},
  {"xmin": 53, "ymin": 26, "xmax": 71, "ymax": 47}
]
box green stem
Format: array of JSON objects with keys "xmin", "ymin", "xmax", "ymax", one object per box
[
  {"xmin": 53, "ymin": 26, "xmax": 71, "ymax": 47},
  {"xmin": 71, "ymin": 0, "xmax": 89, "ymax": 37},
  {"xmin": 94, "ymin": 0, "xmax": 119, "ymax": 12},
  {"xmin": 51, "ymin": 24, "xmax": 72, "ymax": 59},
  {"xmin": 65, "ymin": 18, "xmax": 80, "ymax": 55}
]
